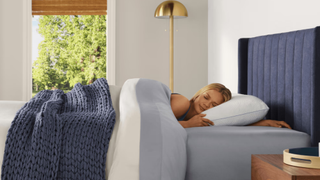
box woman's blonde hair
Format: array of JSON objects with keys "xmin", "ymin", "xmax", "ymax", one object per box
[{"xmin": 191, "ymin": 83, "xmax": 232, "ymax": 103}]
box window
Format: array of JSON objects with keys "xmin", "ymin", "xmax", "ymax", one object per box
[{"xmin": 31, "ymin": 0, "xmax": 108, "ymax": 97}]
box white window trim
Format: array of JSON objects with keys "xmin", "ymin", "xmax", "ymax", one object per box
[
  {"xmin": 23, "ymin": 0, "xmax": 116, "ymax": 101},
  {"xmin": 107, "ymin": 0, "xmax": 116, "ymax": 85},
  {"xmin": 23, "ymin": 0, "xmax": 32, "ymax": 101}
]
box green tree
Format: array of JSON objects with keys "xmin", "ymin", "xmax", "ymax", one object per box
[{"xmin": 32, "ymin": 15, "xmax": 106, "ymax": 91}]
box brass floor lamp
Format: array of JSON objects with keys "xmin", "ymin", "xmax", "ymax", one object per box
[{"xmin": 154, "ymin": 1, "xmax": 188, "ymax": 92}]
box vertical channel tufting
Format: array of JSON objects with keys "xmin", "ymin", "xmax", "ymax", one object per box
[
  {"xmin": 284, "ymin": 31, "xmax": 296, "ymax": 127},
  {"xmin": 270, "ymin": 35, "xmax": 280, "ymax": 120},
  {"xmin": 257, "ymin": 36, "xmax": 266, "ymax": 100},
  {"xmin": 246, "ymin": 29, "xmax": 312, "ymax": 128},
  {"xmin": 302, "ymin": 30, "xmax": 313, "ymax": 133},
  {"xmin": 293, "ymin": 30, "xmax": 304, "ymax": 131},
  {"xmin": 252, "ymin": 38, "xmax": 260, "ymax": 96},
  {"xmin": 247, "ymin": 40, "xmax": 254, "ymax": 95},
  {"xmin": 242, "ymin": 27, "xmax": 319, "ymax": 146},
  {"xmin": 264, "ymin": 35, "xmax": 272, "ymax": 117},
  {"xmin": 277, "ymin": 33, "xmax": 287, "ymax": 121},
  {"xmin": 312, "ymin": 27, "xmax": 320, "ymax": 146},
  {"xmin": 247, "ymin": 29, "xmax": 311, "ymax": 127}
]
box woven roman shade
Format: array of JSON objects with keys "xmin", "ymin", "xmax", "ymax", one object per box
[{"xmin": 32, "ymin": 0, "xmax": 107, "ymax": 15}]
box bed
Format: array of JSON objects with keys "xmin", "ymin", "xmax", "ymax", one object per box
[
  {"xmin": 1, "ymin": 26, "xmax": 319, "ymax": 180},
  {"xmin": 186, "ymin": 26, "xmax": 320, "ymax": 180}
]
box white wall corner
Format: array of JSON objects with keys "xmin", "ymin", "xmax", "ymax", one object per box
[
  {"xmin": 23, "ymin": 0, "xmax": 32, "ymax": 101},
  {"xmin": 107, "ymin": 0, "xmax": 116, "ymax": 85}
]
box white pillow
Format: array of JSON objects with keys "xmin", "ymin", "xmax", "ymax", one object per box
[{"xmin": 202, "ymin": 93, "xmax": 269, "ymax": 126}]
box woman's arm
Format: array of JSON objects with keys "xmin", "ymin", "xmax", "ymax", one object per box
[
  {"xmin": 179, "ymin": 121, "xmax": 190, "ymax": 128},
  {"xmin": 170, "ymin": 94, "xmax": 213, "ymax": 128},
  {"xmin": 179, "ymin": 114, "xmax": 213, "ymax": 128},
  {"xmin": 248, "ymin": 120, "xmax": 292, "ymax": 129}
]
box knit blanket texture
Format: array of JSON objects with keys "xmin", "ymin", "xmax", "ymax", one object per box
[{"xmin": 1, "ymin": 78, "xmax": 116, "ymax": 180}]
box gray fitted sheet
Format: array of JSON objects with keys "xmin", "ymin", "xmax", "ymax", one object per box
[{"xmin": 185, "ymin": 126, "xmax": 310, "ymax": 180}]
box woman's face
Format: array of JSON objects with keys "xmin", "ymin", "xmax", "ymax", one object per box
[{"xmin": 193, "ymin": 89, "xmax": 224, "ymax": 114}]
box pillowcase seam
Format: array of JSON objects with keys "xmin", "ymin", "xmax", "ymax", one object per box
[{"xmin": 206, "ymin": 108, "xmax": 269, "ymax": 122}]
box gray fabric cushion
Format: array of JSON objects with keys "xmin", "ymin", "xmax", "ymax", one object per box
[{"xmin": 185, "ymin": 126, "xmax": 310, "ymax": 180}]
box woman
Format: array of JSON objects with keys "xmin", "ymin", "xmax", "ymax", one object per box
[{"xmin": 171, "ymin": 83, "xmax": 292, "ymax": 129}]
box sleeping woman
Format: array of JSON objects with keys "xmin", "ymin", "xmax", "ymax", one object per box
[{"xmin": 171, "ymin": 83, "xmax": 292, "ymax": 129}]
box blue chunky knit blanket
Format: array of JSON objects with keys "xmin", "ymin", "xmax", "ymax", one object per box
[{"xmin": 1, "ymin": 78, "xmax": 116, "ymax": 180}]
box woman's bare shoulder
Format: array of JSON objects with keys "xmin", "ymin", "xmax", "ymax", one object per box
[
  {"xmin": 171, "ymin": 94, "xmax": 189, "ymax": 105},
  {"xmin": 170, "ymin": 94, "xmax": 190, "ymax": 118}
]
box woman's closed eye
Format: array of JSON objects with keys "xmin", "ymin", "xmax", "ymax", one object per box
[{"xmin": 204, "ymin": 96, "xmax": 216, "ymax": 108}]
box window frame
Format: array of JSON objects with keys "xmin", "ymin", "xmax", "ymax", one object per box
[{"xmin": 23, "ymin": 0, "xmax": 115, "ymax": 100}]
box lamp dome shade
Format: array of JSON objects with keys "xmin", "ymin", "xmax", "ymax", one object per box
[{"xmin": 154, "ymin": 1, "xmax": 188, "ymax": 19}]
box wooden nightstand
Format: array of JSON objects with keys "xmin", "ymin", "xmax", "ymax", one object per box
[{"xmin": 251, "ymin": 154, "xmax": 320, "ymax": 180}]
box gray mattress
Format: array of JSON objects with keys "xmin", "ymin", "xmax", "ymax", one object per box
[{"xmin": 185, "ymin": 126, "xmax": 310, "ymax": 180}]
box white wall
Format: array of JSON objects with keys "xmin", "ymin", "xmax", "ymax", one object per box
[
  {"xmin": 0, "ymin": 0, "xmax": 208, "ymax": 101},
  {"xmin": 208, "ymin": 0, "xmax": 320, "ymax": 93},
  {"xmin": 4, "ymin": 0, "xmax": 320, "ymax": 99},
  {"xmin": 0, "ymin": 0, "xmax": 25, "ymax": 100},
  {"xmin": 4, "ymin": 0, "xmax": 320, "ymax": 100},
  {"xmin": 116, "ymin": 0, "xmax": 208, "ymax": 99}
]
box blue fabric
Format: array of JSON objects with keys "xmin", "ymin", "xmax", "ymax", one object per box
[
  {"xmin": 171, "ymin": 93, "xmax": 190, "ymax": 121},
  {"xmin": 238, "ymin": 27, "xmax": 320, "ymax": 146},
  {"xmin": 1, "ymin": 78, "xmax": 116, "ymax": 179}
]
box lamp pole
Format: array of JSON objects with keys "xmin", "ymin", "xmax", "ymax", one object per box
[
  {"xmin": 170, "ymin": 15, "xmax": 174, "ymax": 92},
  {"xmin": 154, "ymin": 0, "xmax": 188, "ymax": 93}
]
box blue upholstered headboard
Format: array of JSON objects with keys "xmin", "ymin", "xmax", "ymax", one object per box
[{"xmin": 238, "ymin": 27, "xmax": 320, "ymax": 146}]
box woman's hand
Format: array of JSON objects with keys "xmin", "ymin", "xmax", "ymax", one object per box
[
  {"xmin": 182, "ymin": 114, "xmax": 214, "ymax": 128},
  {"xmin": 248, "ymin": 120, "xmax": 292, "ymax": 129}
]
